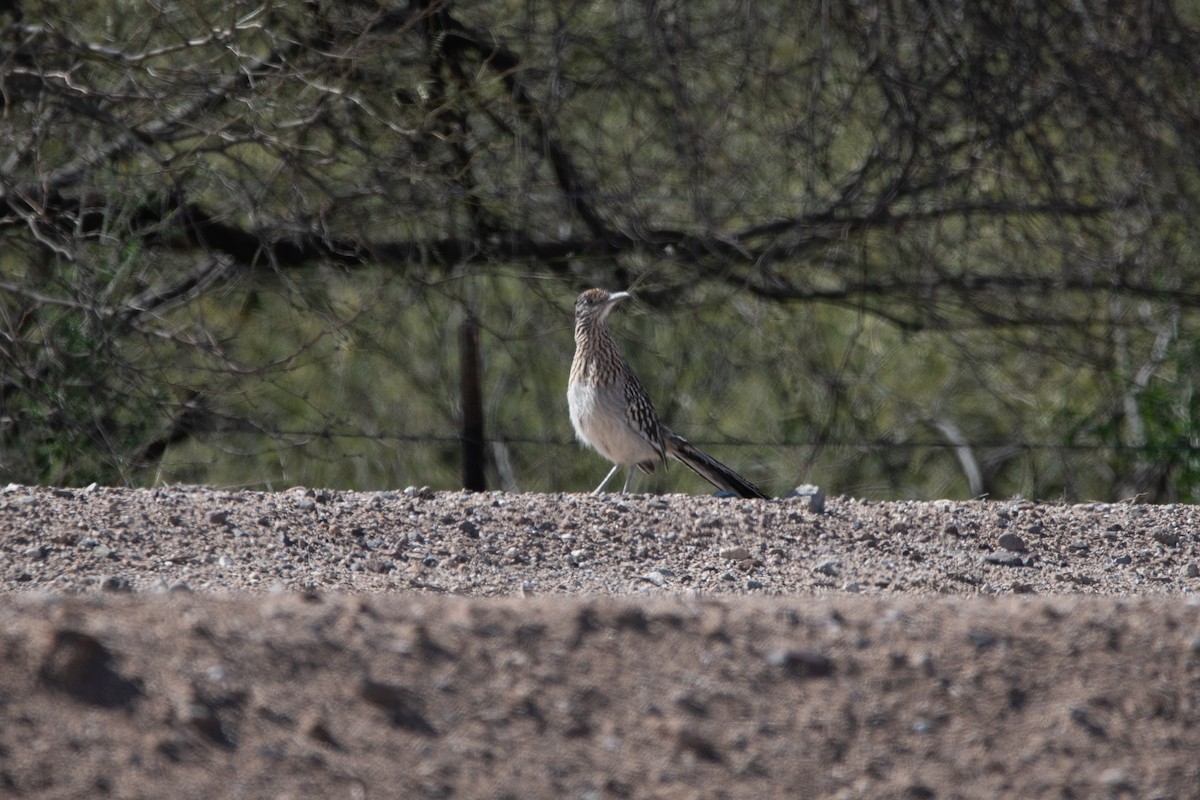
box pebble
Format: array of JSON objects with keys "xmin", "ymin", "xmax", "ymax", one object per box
[
  {"xmin": 997, "ymin": 532, "xmax": 1027, "ymax": 552},
  {"xmin": 642, "ymin": 571, "xmax": 667, "ymax": 587},
  {"xmin": 765, "ymin": 649, "xmax": 834, "ymax": 678},
  {"xmin": 788, "ymin": 484, "xmax": 825, "ymax": 513},
  {"xmin": 814, "ymin": 559, "xmax": 841, "ymax": 577},
  {"xmin": 1152, "ymin": 531, "xmax": 1179, "ymax": 547},
  {"xmin": 719, "ymin": 546, "xmax": 751, "ymax": 561},
  {"xmin": 982, "ymin": 552, "xmax": 1024, "ymax": 567},
  {"xmin": 1185, "ymin": 563, "xmax": 1199, "ymax": 578},
  {"xmin": 23, "ymin": 545, "xmax": 49, "ymax": 561},
  {"xmin": 99, "ymin": 575, "xmax": 132, "ymax": 592}
]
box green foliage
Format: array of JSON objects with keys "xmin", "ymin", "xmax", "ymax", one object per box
[
  {"xmin": 3, "ymin": 1, "xmax": 1200, "ymax": 499},
  {"xmin": 1, "ymin": 302, "xmax": 161, "ymax": 485}
]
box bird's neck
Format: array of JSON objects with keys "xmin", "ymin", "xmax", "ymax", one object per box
[{"xmin": 575, "ymin": 318, "xmax": 613, "ymax": 348}]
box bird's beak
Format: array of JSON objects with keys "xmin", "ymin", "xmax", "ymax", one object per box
[{"xmin": 607, "ymin": 291, "xmax": 631, "ymax": 305}]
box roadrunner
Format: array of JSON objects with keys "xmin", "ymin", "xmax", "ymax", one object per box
[{"xmin": 568, "ymin": 288, "xmax": 768, "ymax": 499}]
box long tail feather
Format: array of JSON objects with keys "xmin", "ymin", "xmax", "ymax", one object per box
[{"xmin": 664, "ymin": 431, "xmax": 768, "ymax": 499}]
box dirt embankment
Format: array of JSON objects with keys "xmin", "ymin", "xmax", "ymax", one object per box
[{"xmin": 2, "ymin": 485, "xmax": 1199, "ymax": 799}]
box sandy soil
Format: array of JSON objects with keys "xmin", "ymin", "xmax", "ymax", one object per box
[{"xmin": 2, "ymin": 484, "xmax": 1200, "ymax": 798}]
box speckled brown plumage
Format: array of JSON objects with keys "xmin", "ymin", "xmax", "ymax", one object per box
[{"xmin": 567, "ymin": 288, "xmax": 767, "ymax": 499}]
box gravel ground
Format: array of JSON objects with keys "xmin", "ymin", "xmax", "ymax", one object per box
[
  {"xmin": 3, "ymin": 484, "xmax": 1200, "ymax": 798},
  {"xmin": 3, "ymin": 484, "xmax": 1199, "ymax": 596}
]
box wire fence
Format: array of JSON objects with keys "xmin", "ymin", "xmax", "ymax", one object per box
[{"xmin": 193, "ymin": 425, "xmax": 1196, "ymax": 455}]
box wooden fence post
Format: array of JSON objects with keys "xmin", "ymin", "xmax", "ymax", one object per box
[{"xmin": 459, "ymin": 317, "xmax": 486, "ymax": 491}]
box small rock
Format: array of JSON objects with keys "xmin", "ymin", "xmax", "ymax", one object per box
[
  {"xmin": 982, "ymin": 552, "xmax": 1024, "ymax": 567},
  {"xmin": 642, "ymin": 571, "xmax": 667, "ymax": 587},
  {"xmin": 23, "ymin": 545, "xmax": 49, "ymax": 561},
  {"xmin": 787, "ymin": 484, "xmax": 825, "ymax": 513},
  {"xmin": 814, "ymin": 559, "xmax": 841, "ymax": 577},
  {"xmin": 719, "ymin": 546, "xmax": 751, "ymax": 561},
  {"xmin": 99, "ymin": 575, "xmax": 133, "ymax": 593},
  {"xmin": 207, "ymin": 510, "xmax": 230, "ymax": 526},
  {"xmin": 1152, "ymin": 530, "xmax": 1180, "ymax": 547},
  {"xmin": 745, "ymin": 579, "xmax": 764, "ymax": 590},
  {"xmin": 1069, "ymin": 706, "xmax": 1108, "ymax": 738},
  {"xmin": 1185, "ymin": 563, "xmax": 1199, "ymax": 578},
  {"xmin": 359, "ymin": 679, "xmax": 436, "ymax": 734},
  {"xmin": 966, "ymin": 629, "xmax": 998, "ymax": 649},
  {"xmin": 1098, "ymin": 768, "xmax": 1132, "ymax": 791},
  {"xmin": 39, "ymin": 629, "xmax": 139, "ymax": 706},
  {"xmin": 1113, "ymin": 554, "xmax": 1133, "ymax": 566},
  {"xmin": 997, "ymin": 532, "xmax": 1027, "ymax": 552},
  {"xmin": 765, "ymin": 649, "xmax": 834, "ymax": 678},
  {"xmin": 458, "ymin": 520, "xmax": 480, "ymax": 538},
  {"xmin": 303, "ymin": 716, "xmax": 340, "ymax": 748}
]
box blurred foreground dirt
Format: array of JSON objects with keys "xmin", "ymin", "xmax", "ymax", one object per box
[{"xmin": 2, "ymin": 486, "xmax": 1199, "ymax": 798}]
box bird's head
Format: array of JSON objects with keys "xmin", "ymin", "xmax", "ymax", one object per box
[{"xmin": 574, "ymin": 288, "xmax": 631, "ymax": 325}]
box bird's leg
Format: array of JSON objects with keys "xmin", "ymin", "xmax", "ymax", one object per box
[
  {"xmin": 621, "ymin": 467, "xmax": 636, "ymax": 494},
  {"xmin": 592, "ymin": 463, "xmax": 622, "ymax": 495}
]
